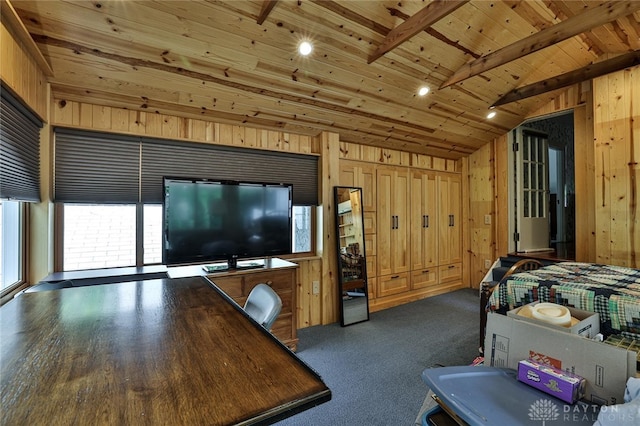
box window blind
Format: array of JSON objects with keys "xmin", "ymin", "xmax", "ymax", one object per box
[
  {"xmin": 0, "ymin": 86, "xmax": 43, "ymax": 202},
  {"xmin": 141, "ymin": 139, "xmax": 318, "ymax": 205},
  {"xmin": 53, "ymin": 129, "xmax": 318, "ymax": 205},
  {"xmin": 54, "ymin": 129, "xmax": 141, "ymax": 203}
]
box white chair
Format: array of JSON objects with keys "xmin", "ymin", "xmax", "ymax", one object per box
[{"xmin": 243, "ymin": 283, "xmax": 282, "ymax": 331}]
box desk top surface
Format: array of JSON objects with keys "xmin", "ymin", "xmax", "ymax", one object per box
[{"xmin": 1, "ymin": 277, "xmax": 329, "ymax": 425}]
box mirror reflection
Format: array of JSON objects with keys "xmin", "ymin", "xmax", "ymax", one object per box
[{"xmin": 334, "ymin": 186, "xmax": 369, "ymax": 326}]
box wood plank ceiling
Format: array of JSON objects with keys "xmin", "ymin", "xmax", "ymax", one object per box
[{"xmin": 10, "ymin": 0, "xmax": 640, "ymax": 159}]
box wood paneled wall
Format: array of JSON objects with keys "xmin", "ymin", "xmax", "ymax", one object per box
[
  {"xmin": 0, "ymin": 8, "xmax": 48, "ymax": 119},
  {"xmin": 574, "ymin": 103, "xmax": 597, "ymax": 262},
  {"xmin": 52, "ymin": 100, "xmax": 320, "ymax": 154},
  {"xmin": 339, "ymin": 141, "xmax": 461, "ymax": 172},
  {"xmin": 593, "ymin": 66, "xmax": 639, "ymax": 268}
]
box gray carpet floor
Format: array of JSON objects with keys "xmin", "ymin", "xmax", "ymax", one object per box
[{"xmin": 276, "ymin": 288, "xmax": 479, "ymax": 425}]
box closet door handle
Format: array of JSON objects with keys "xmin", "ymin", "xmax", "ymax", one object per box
[
  {"xmin": 449, "ymin": 214, "xmax": 454, "ymax": 227},
  {"xmin": 391, "ymin": 215, "xmax": 395, "ymax": 230},
  {"xmin": 425, "ymin": 215, "xmax": 429, "ymax": 228}
]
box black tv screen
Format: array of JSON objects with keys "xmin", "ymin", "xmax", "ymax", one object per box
[{"xmin": 162, "ymin": 177, "xmax": 292, "ymax": 267}]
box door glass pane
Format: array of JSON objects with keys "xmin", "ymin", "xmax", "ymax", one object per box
[
  {"xmin": 523, "ymin": 139, "xmax": 529, "ymax": 160},
  {"xmin": 531, "ymin": 191, "xmax": 537, "ymax": 218},
  {"xmin": 538, "ymin": 164, "xmax": 545, "ymax": 190},
  {"xmin": 538, "ymin": 139, "xmax": 545, "ymax": 162},
  {"xmin": 523, "ymin": 192, "xmax": 530, "ymax": 218},
  {"xmin": 539, "ymin": 192, "xmax": 545, "ymax": 218},
  {"xmin": 531, "ymin": 138, "xmax": 537, "ymax": 161},
  {"xmin": 523, "ymin": 163, "xmax": 529, "ymax": 188},
  {"xmin": 531, "ymin": 163, "xmax": 537, "ymax": 188}
]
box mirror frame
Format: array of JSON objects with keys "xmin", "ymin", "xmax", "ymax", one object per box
[{"xmin": 334, "ymin": 186, "xmax": 370, "ymax": 326}]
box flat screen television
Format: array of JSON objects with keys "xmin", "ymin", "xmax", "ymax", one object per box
[{"xmin": 162, "ymin": 177, "xmax": 292, "ymax": 269}]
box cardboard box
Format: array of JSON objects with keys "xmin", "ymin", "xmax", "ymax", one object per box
[
  {"xmin": 517, "ymin": 359, "xmax": 586, "ymax": 403},
  {"xmin": 507, "ymin": 302, "xmax": 600, "ymax": 338},
  {"xmin": 485, "ymin": 312, "xmax": 636, "ymax": 405}
]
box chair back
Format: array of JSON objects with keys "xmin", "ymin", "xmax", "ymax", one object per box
[{"xmin": 243, "ymin": 284, "xmax": 282, "ymax": 331}]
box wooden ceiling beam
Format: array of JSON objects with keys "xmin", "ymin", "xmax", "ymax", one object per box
[
  {"xmin": 257, "ymin": 0, "xmax": 278, "ymax": 25},
  {"xmin": 491, "ymin": 51, "xmax": 640, "ymax": 107},
  {"xmin": 442, "ymin": 1, "xmax": 640, "ymax": 89},
  {"xmin": 367, "ymin": 0, "xmax": 468, "ymax": 64}
]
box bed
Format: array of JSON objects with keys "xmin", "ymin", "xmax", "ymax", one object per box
[{"xmin": 481, "ymin": 261, "xmax": 640, "ymax": 347}]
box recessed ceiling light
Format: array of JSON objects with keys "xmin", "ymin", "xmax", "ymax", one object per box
[
  {"xmin": 298, "ymin": 41, "xmax": 313, "ymax": 56},
  {"xmin": 487, "ymin": 111, "xmax": 497, "ymax": 119},
  {"xmin": 418, "ymin": 86, "xmax": 430, "ymax": 96}
]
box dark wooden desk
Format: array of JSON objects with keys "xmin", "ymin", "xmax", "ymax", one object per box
[{"xmin": 1, "ymin": 277, "xmax": 330, "ymax": 425}]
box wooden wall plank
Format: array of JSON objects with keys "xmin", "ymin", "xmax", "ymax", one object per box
[
  {"xmin": 632, "ymin": 66, "xmax": 640, "ymax": 267},
  {"xmin": 111, "ymin": 108, "xmax": 129, "ymax": 132},
  {"xmin": 573, "ymin": 102, "xmax": 597, "ymax": 262},
  {"xmin": 593, "ymin": 66, "xmax": 639, "ymax": 267},
  {"xmin": 50, "ymin": 99, "xmax": 319, "ymax": 158},
  {"xmin": 92, "ymin": 105, "xmax": 111, "ymax": 130},
  {"xmin": 320, "ymin": 131, "xmax": 340, "ymax": 325},
  {"xmin": 608, "ymin": 70, "xmax": 628, "ymax": 264},
  {"xmin": 161, "ymin": 115, "xmax": 180, "ymax": 139},
  {"xmin": 494, "ymin": 133, "xmax": 510, "ymax": 257},
  {"xmin": 468, "ymin": 144, "xmax": 494, "ymax": 288}
]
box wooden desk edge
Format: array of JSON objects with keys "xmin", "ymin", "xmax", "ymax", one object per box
[
  {"xmin": 239, "ymin": 389, "xmax": 332, "ymax": 425},
  {"xmin": 202, "ymin": 277, "xmax": 332, "ymax": 424}
]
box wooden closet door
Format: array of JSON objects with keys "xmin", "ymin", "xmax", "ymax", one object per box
[
  {"xmin": 410, "ymin": 171, "xmax": 438, "ymax": 271},
  {"xmin": 438, "ymin": 174, "xmax": 462, "ymax": 265},
  {"xmin": 376, "ymin": 166, "xmax": 410, "ymax": 276},
  {"xmin": 377, "ymin": 168, "xmax": 393, "ymax": 277},
  {"xmin": 391, "ymin": 168, "xmax": 410, "ymax": 274},
  {"xmin": 339, "ymin": 161, "xmax": 376, "ymax": 212}
]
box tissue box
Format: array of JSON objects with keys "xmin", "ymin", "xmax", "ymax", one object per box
[{"xmin": 517, "ymin": 359, "xmax": 586, "ymax": 403}]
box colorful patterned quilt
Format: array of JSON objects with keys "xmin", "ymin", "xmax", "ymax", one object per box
[{"xmin": 488, "ymin": 262, "xmax": 640, "ymax": 339}]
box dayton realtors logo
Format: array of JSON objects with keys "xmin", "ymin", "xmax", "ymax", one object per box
[
  {"xmin": 529, "ymin": 399, "xmax": 560, "ymax": 425},
  {"xmin": 528, "ymin": 398, "xmax": 631, "ymax": 424}
]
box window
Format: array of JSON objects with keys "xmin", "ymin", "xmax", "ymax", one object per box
[
  {"xmin": 143, "ymin": 204, "xmax": 163, "ymax": 264},
  {"xmin": 292, "ymin": 205, "xmax": 312, "ymax": 253},
  {"xmin": 62, "ymin": 203, "xmax": 163, "ymax": 271},
  {"xmin": 54, "ymin": 128, "xmax": 318, "ymax": 270},
  {"xmin": 61, "ymin": 203, "xmax": 313, "ymax": 271},
  {"xmin": 63, "ymin": 204, "xmax": 137, "ymax": 271},
  {"xmin": 0, "ymin": 201, "xmax": 25, "ymax": 293},
  {"xmin": 1, "ymin": 86, "xmax": 43, "ymax": 295}
]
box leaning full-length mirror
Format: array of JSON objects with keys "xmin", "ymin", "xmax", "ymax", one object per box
[{"xmin": 334, "ymin": 186, "xmax": 369, "ymax": 326}]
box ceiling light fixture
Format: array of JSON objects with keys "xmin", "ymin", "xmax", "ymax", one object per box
[
  {"xmin": 418, "ymin": 86, "xmax": 430, "ymax": 96},
  {"xmin": 487, "ymin": 111, "xmax": 497, "ymax": 119},
  {"xmin": 298, "ymin": 41, "xmax": 313, "ymax": 56}
]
